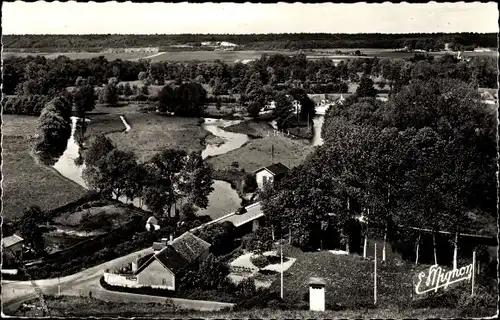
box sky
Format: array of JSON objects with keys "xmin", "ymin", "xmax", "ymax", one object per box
[{"xmin": 2, "ymin": 1, "xmax": 499, "ymax": 35}]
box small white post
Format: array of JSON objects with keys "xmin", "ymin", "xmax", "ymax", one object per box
[
  {"xmin": 374, "ymin": 243, "xmax": 377, "ymax": 305},
  {"xmin": 471, "ymin": 250, "xmax": 476, "ymax": 296}
]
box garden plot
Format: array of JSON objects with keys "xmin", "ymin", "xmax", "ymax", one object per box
[{"xmin": 228, "ymin": 250, "xmax": 297, "ymax": 288}]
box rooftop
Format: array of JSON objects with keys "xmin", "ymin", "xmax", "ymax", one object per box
[
  {"xmin": 219, "ymin": 203, "xmax": 264, "ymax": 228},
  {"xmin": 254, "ymin": 163, "xmax": 289, "ymax": 176},
  {"xmin": 2, "ymin": 234, "xmax": 24, "ymax": 248},
  {"xmin": 135, "ymin": 232, "xmax": 211, "ymax": 275}
]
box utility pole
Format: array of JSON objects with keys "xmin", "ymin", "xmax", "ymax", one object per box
[
  {"xmin": 271, "ymin": 145, "xmax": 275, "ymax": 164},
  {"xmin": 374, "ymin": 243, "xmax": 377, "ymax": 305},
  {"xmin": 281, "ymin": 225, "xmax": 284, "ymax": 299}
]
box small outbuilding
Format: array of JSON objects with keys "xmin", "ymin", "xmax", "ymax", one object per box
[
  {"xmin": 309, "ymin": 277, "xmax": 326, "ymax": 312},
  {"xmin": 254, "ymin": 163, "xmax": 289, "ymax": 190}
]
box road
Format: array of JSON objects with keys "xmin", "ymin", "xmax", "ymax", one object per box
[
  {"xmin": 2, "ymin": 247, "xmax": 153, "ymax": 312},
  {"xmin": 2, "ymin": 241, "xmax": 235, "ymax": 313}
]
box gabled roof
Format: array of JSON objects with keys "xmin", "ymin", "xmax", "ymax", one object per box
[
  {"xmin": 219, "ymin": 203, "xmax": 264, "ymax": 228},
  {"xmin": 2, "ymin": 234, "xmax": 24, "ymax": 248},
  {"xmin": 135, "ymin": 232, "xmax": 210, "ymax": 275},
  {"xmin": 170, "ymin": 232, "xmax": 211, "ymax": 263},
  {"xmin": 254, "ymin": 163, "xmax": 289, "ymax": 176}
]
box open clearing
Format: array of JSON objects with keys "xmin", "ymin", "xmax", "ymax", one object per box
[
  {"xmin": 2, "ymin": 115, "xmax": 87, "ymax": 221},
  {"xmin": 52, "ymin": 202, "xmax": 139, "ymax": 230},
  {"xmin": 5, "ymin": 49, "xmax": 497, "ymax": 64},
  {"xmin": 13, "ymin": 293, "xmax": 482, "ymax": 318},
  {"xmin": 268, "ymin": 249, "xmax": 417, "ymax": 309},
  {"xmin": 91, "ymin": 112, "xmax": 209, "ymax": 163},
  {"xmin": 206, "ymin": 123, "xmax": 315, "ymax": 173}
]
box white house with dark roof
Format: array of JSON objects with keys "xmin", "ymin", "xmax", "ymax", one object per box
[
  {"xmin": 104, "ymin": 232, "xmax": 210, "ymax": 291},
  {"xmin": 254, "ymin": 163, "xmax": 289, "ymax": 190}
]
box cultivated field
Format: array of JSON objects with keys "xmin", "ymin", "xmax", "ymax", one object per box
[
  {"xmin": 2, "ymin": 115, "xmax": 87, "ymax": 221},
  {"xmin": 5, "ymin": 48, "xmax": 497, "ymax": 64}
]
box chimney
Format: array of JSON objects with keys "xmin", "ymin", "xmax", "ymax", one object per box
[{"xmin": 169, "ymin": 234, "xmax": 173, "ymax": 244}]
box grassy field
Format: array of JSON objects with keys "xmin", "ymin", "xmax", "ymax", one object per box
[
  {"xmin": 269, "ymin": 249, "xmax": 416, "ymax": 309},
  {"xmin": 2, "ymin": 51, "xmax": 157, "ymax": 60},
  {"xmin": 5, "ymin": 49, "xmax": 497, "ymax": 64},
  {"xmin": 206, "ymin": 121, "xmax": 315, "ymax": 173},
  {"xmin": 101, "ymin": 113, "xmax": 208, "ymax": 163},
  {"xmin": 12, "ymin": 295, "xmax": 488, "ymax": 318},
  {"xmin": 52, "ymin": 202, "xmax": 137, "ymax": 229},
  {"xmin": 2, "ymin": 115, "xmax": 87, "ymax": 221}
]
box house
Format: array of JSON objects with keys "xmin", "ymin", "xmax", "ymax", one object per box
[
  {"xmin": 133, "ymin": 232, "xmax": 211, "ymax": 290},
  {"xmin": 2, "ymin": 234, "xmax": 24, "ymax": 266},
  {"xmin": 254, "ymin": 163, "xmax": 289, "ymax": 190}
]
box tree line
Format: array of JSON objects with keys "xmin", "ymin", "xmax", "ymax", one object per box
[
  {"xmin": 3, "ymin": 32, "xmax": 496, "ymax": 50},
  {"xmin": 81, "ymin": 134, "xmax": 214, "ymax": 221},
  {"xmin": 260, "ymin": 76, "xmax": 497, "ymax": 267},
  {"xmin": 4, "ymin": 52, "xmax": 496, "ymax": 120}
]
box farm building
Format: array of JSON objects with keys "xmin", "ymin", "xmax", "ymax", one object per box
[
  {"xmin": 134, "ymin": 231, "xmax": 210, "ymax": 290},
  {"xmin": 254, "ymin": 163, "xmax": 289, "ymax": 190},
  {"xmin": 104, "ymin": 231, "xmax": 210, "ymax": 290},
  {"xmin": 2, "ymin": 234, "xmax": 24, "ymax": 266}
]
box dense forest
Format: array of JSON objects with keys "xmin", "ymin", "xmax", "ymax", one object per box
[{"xmin": 3, "ymin": 33, "xmax": 497, "ymax": 51}]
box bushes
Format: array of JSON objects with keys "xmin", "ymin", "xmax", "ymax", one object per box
[
  {"xmin": 196, "ymin": 221, "xmax": 236, "ymax": 256},
  {"xmin": 459, "ymin": 287, "xmax": 497, "ymax": 317},
  {"xmin": 250, "ymin": 255, "xmax": 270, "ymax": 269},
  {"xmin": 3, "ymin": 94, "xmax": 50, "ymax": 116},
  {"xmin": 241, "ymin": 227, "xmax": 273, "ymax": 254}
]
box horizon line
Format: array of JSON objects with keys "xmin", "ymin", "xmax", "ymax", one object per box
[{"xmin": 4, "ymin": 32, "xmax": 499, "ymax": 36}]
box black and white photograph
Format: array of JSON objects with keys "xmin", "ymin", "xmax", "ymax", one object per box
[{"xmin": 1, "ymin": 1, "xmax": 499, "ymax": 318}]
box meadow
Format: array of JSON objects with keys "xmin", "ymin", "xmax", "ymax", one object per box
[
  {"xmin": 1, "ymin": 115, "xmax": 87, "ymax": 221},
  {"xmin": 13, "ymin": 295, "xmax": 468, "ymax": 318},
  {"xmin": 5, "ymin": 48, "xmax": 497, "ymax": 64},
  {"xmin": 206, "ymin": 121, "xmax": 315, "ymax": 173}
]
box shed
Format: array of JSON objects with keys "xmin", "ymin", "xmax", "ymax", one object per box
[
  {"xmin": 254, "ymin": 163, "xmax": 289, "ymax": 190},
  {"xmin": 309, "ymin": 277, "xmax": 326, "ymax": 311}
]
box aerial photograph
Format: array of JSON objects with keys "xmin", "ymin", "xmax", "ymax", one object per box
[{"xmin": 1, "ymin": 1, "xmax": 498, "ymax": 318}]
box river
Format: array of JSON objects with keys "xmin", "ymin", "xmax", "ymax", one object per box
[{"xmin": 52, "ymin": 116, "xmax": 247, "ymax": 220}]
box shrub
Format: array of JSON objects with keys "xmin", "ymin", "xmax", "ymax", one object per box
[
  {"xmin": 250, "ymin": 254, "xmax": 270, "ymax": 269},
  {"xmin": 196, "ymin": 221, "xmax": 236, "ymax": 256},
  {"xmin": 459, "ymin": 287, "xmax": 497, "ymax": 317},
  {"xmin": 241, "ymin": 227, "xmax": 273, "ymax": 254}
]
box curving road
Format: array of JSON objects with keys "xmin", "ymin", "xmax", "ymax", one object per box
[{"xmin": 2, "ymin": 247, "xmax": 153, "ymax": 312}]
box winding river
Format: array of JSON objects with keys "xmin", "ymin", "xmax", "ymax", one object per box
[{"xmin": 52, "ymin": 116, "xmax": 248, "ymax": 219}]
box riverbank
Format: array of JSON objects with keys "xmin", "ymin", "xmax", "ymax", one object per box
[
  {"xmin": 206, "ymin": 130, "xmax": 315, "ymax": 174},
  {"xmin": 1, "ymin": 115, "xmax": 87, "ymax": 221}
]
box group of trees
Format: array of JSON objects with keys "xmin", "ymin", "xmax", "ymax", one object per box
[
  {"xmin": 82, "ymin": 135, "xmax": 214, "ymax": 220},
  {"xmin": 4, "ymin": 33, "xmax": 496, "ymax": 51},
  {"xmin": 34, "ymin": 93, "xmax": 73, "ymax": 165},
  {"xmin": 157, "ymin": 82, "xmax": 207, "ymax": 116},
  {"xmin": 261, "ymin": 76, "xmax": 497, "ymax": 267}
]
